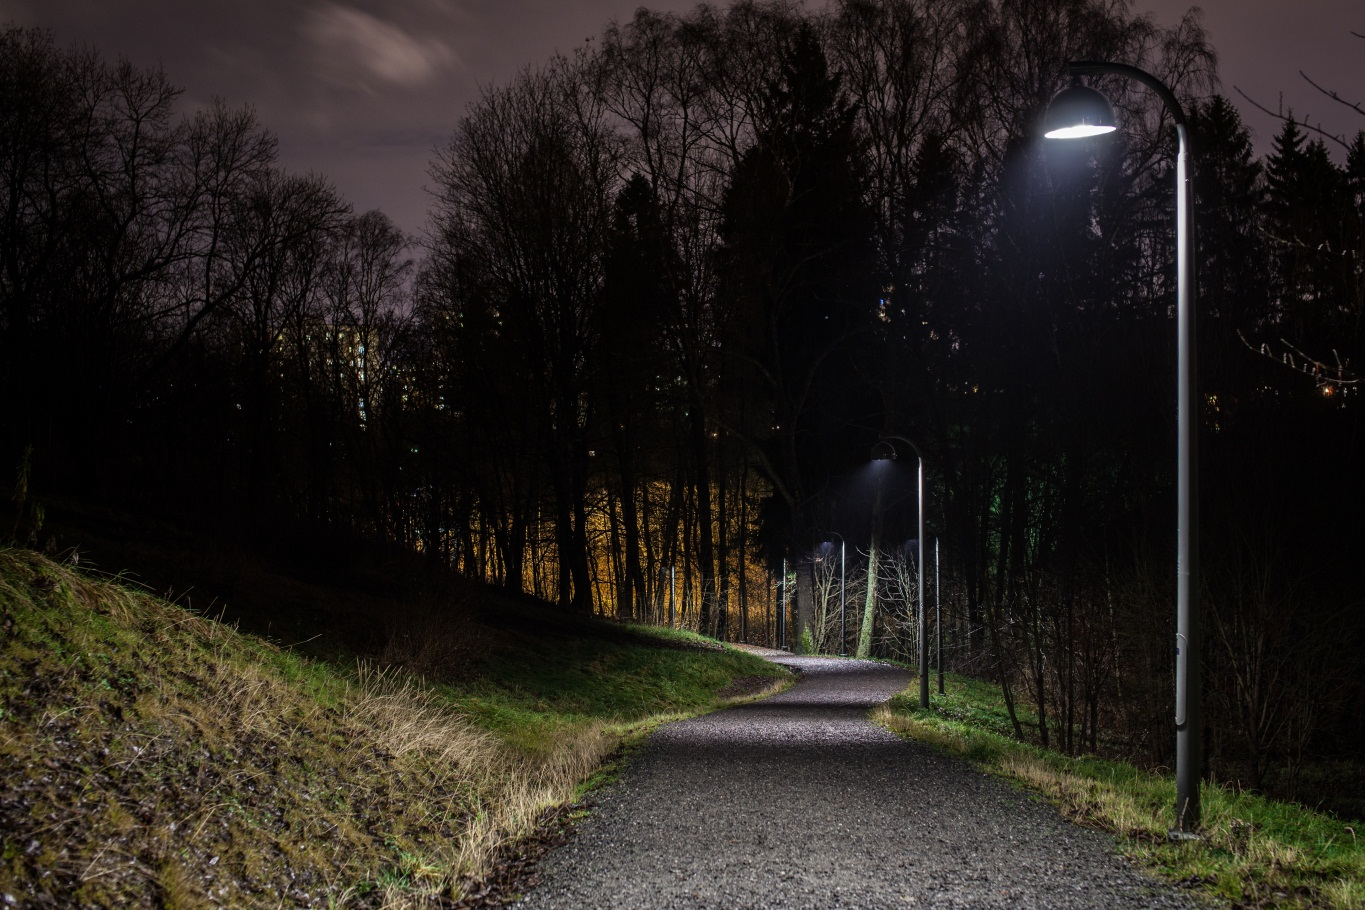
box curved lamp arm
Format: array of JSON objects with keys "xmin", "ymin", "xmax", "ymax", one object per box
[{"xmin": 1067, "ymin": 61, "xmax": 1188, "ymax": 126}]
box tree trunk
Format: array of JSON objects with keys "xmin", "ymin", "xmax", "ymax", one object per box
[
  {"xmin": 691, "ymin": 401, "xmax": 715, "ymax": 632},
  {"xmin": 857, "ymin": 476, "xmax": 885, "ymax": 659}
]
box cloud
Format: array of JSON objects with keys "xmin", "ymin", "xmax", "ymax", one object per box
[{"xmin": 304, "ymin": 2, "xmax": 457, "ymax": 91}]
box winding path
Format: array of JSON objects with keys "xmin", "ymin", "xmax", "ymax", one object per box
[{"xmin": 516, "ymin": 655, "xmax": 1196, "ymax": 909}]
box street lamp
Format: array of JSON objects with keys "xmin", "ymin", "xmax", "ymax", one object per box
[
  {"xmin": 814, "ymin": 536, "xmax": 849, "ymax": 656},
  {"xmin": 878, "ymin": 436, "xmax": 929, "ymax": 710},
  {"xmin": 1044, "ymin": 61, "xmax": 1201, "ymax": 834},
  {"xmin": 825, "ymin": 533, "xmax": 848, "ymax": 656}
]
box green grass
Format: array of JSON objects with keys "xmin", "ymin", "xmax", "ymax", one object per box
[
  {"xmin": 415, "ymin": 607, "xmax": 786, "ymax": 757},
  {"xmin": 0, "ymin": 547, "xmax": 788, "ymax": 908},
  {"xmin": 875, "ymin": 673, "xmax": 1365, "ymax": 910}
]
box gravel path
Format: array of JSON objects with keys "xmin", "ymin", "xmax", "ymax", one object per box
[{"xmin": 515, "ymin": 655, "xmax": 1197, "ymax": 909}]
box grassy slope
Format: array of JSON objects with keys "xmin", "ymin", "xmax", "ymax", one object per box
[
  {"xmin": 875, "ymin": 674, "xmax": 1365, "ymax": 910},
  {"xmin": 0, "ymin": 547, "xmax": 787, "ymax": 908}
]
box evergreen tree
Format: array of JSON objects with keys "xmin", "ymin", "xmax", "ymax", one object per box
[
  {"xmin": 717, "ymin": 20, "xmax": 879, "ymax": 646},
  {"xmin": 1264, "ymin": 114, "xmax": 1308, "ymax": 219},
  {"xmin": 1264, "ymin": 115, "xmax": 1356, "ymax": 390},
  {"xmin": 719, "ymin": 22, "xmax": 878, "ymax": 541},
  {"xmin": 1188, "ymin": 96, "xmax": 1269, "ymax": 431}
]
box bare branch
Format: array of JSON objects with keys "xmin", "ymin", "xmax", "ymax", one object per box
[
  {"xmin": 1233, "ymin": 85, "xmax": 1354, "ymax": 151},
  {"xmin": 1298, "ymin": 70, "xmax": 1365, "ymax": 120},
  {"xmin": 1237, "ymin": 329, "xmax": 1361, "ymax": 395}
]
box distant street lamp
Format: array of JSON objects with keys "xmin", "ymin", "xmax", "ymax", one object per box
[
  {"xmin": 877, "ymin": 436, "xmax": 929, "ymax": 710},
  {"xmin": 840, "ymin": 536, "xmax": 847, "ymax": 656},
  {"xmin": 816, "ymin": 536, "xmax": 848, "ymax": 656},
  {"xmin": 935, "ymin": 537, "xmax": 944, "ymax": 696},
  {"xmin": 780, "ymin": 557, "xmax": 788, "ymax": 650},
  {"xmin": 857, "ymin": 444, "xmax": 891, "ymax": 661},
  {"xmin": 1044, "ymin": 61, "xmax": 1202, "ymax": 834},
  {"xmin": 828, "ymin": 533, "xmax": 847, "ymax": 656}
]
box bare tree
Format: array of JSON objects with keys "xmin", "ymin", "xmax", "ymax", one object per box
[{"xmin": 429, "ymin": 56, "xmax": 618, "ymax": 611}]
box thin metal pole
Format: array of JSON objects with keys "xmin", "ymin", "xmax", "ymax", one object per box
[
  {"xmin": 840, "ymin": 540, "xmax": 847, "ymax": 657},
  {"xmin": 917, "ymin": 454, "xmax": 928, "ymax": 708},
  {"xmin": 767, "ymin": 571, "xmax": 774, "ymax": 647},
  {"xmin": 780, "ymin": 558, "xmax": 787, "ymax": 650},
  {"xmin": 1173, "ymin": 120, "xmax": 1201, "ymax": 833},
  {"xmin": 936, "ymin": 536, "xmax": 943, "ymax": 695}
]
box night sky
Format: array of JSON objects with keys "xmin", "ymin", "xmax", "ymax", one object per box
[{"xmin": 4, "ymin": 0, "xmax": 1361, "ymax": 238}]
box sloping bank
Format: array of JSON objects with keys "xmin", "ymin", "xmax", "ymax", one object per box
[{"xmin": 0, "ymin": 548, "xmax": 787, "ymax": 908}]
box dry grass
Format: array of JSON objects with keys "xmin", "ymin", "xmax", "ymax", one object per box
[
  {"xmin": 344, "ymin": 662, "xmax": 618, "ymax": 899},
  {"xmin": 1, "ymin": 548, "xmax": 541, "ymax": 906},
  {"xmin": 447, "ymin": 722, "xmax": 616, "ymax": 887},
  {"xmin": 1323, "ymin": 877, "xmax": 1365, "ymax": 910},
  {"xmin": 2, "ymin": 546, "xmax": 780, "ymax": 907},
  {"xmin": 348, "ymin": 663, "xmax": 499, "ymax": 770}
]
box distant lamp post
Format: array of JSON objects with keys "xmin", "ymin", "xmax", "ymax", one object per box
[
  {"xmin": 935, "ymin": 536, "xmax": 943, "ymax": 696},
  {"xmin": 1044, "ymin": 61, "xmax": 1201, "ymax": 835},
  {"xmin": 839, "ymin": 536, "xmax": 847, "ymax": 656},
  {"xmin": 857, "ymin": 444, "xmax": 892, "ymax": 661},
  {"xmin": 780, "ymin": 558, "xmax": 788, "ymax": 650},
  {"xmin": 876, "ymin": 436, "xmax": 929, "ymax": 710},
  {"xmin": 824, "ymin": 534, "xmax": 846, "ymax": 654},
  {"xmin": 816, "ymin": 536, "xmax": 848, "ymax": 656}
]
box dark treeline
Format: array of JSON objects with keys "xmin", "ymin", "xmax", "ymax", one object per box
[{"xmin": 3, "ymin": 1, "xmax": 1363, "ymax": 810}]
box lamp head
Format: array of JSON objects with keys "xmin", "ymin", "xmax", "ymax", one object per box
[
  {"xmin": 871, "ymin": 440, "xmax": 897, "ymax": 462},
  {"xmin": 1043, "ymin": 83, "xmax": 1117, "ymax": 139}
]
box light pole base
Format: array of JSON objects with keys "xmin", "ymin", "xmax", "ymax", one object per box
[{"xmin": 1167, "ymin": 829, "xmax": 1203, "ymax": 843}]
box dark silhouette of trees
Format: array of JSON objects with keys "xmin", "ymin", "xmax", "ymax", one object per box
[
  {"xmin": 428, "ymin": 58, "xmax": 617, "ymax": 612},
  {"xmin": 6, "ymin": 5, "xmax": 1365, "ymax": 812},
  {"xmin": 598, "ymin": 175, "xmax": 676, "ymax": 621},
  {"xmin": 716, "ymin": 19, "xmax": 879, "ymax": 644}
]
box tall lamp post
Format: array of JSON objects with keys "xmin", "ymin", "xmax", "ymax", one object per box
[
  {"xmin": 1044, "ymin": 61, "xmax": 1201, "ymax": 834},
  {"xmin": 878, "ymin": 436, "xmax": 929, "ymax": 710}
]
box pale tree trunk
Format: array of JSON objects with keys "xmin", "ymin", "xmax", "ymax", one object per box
[{"xmin": 857, "ymin": 477, "xmax": 885, "ymax": 659}]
